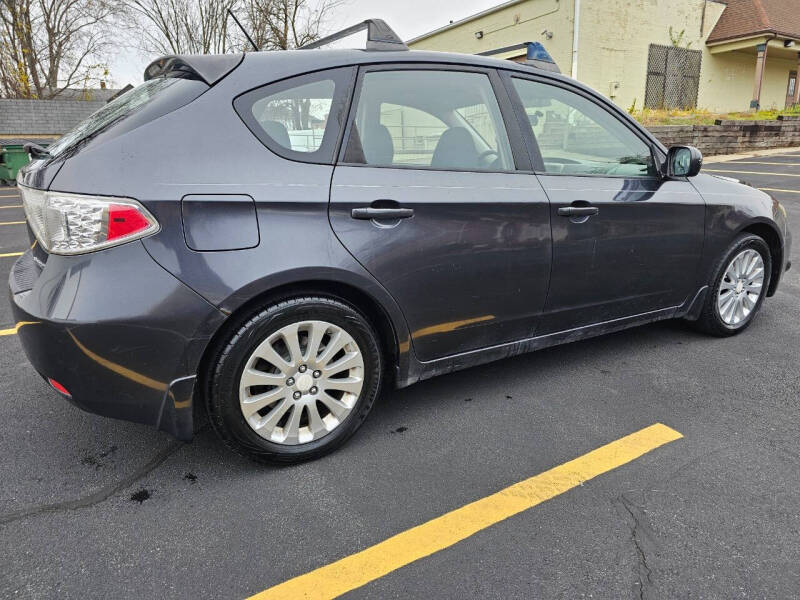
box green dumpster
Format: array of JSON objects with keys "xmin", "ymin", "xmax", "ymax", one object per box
[{"xmin": 0, "ymin": 144, "xmax": 31, "ymax": 186}]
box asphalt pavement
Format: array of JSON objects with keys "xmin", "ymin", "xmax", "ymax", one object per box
[{"xmin": 1, "ymin": 151, "xmax": 799, "ymax": 599}]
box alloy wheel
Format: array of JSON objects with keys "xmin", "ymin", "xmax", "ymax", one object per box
[
  {"xmin": 238, "ymin": 320, "xmax": 364, "ymax": 445},
  {"xmin": 716, "ymin": 248, "xmax": 765, "ymax": 327}
]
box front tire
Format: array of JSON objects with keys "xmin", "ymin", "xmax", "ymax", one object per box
[
  {"xmin": 694, "ymin": 233, "xmax": 771, "ymax": 337},
  {"xmin": 207, "ymin": 296, "xmax": 383, "ymax": 465}
]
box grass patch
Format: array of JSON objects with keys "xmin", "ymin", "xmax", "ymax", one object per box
[{"xmin": 630, "ymin": 105, "xmax": 800, "ymax": 126}]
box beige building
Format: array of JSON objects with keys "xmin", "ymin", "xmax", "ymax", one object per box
[{"xmin": 409, "ymin": 0, "xmax": 800, "ymax": 112}]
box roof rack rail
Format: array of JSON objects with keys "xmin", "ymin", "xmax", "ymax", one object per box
[
  {"xmin": 478, "ymin": 42, "xmax": 561, "ymax": 74},
  {"xmin": 301, "ymin": 19, "xmax": 408, "ymax": 52}
]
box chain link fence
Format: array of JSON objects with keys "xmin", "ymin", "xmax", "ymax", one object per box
[{"xmin": 645, "ymin": 44, "xmax": 702, "ymax": 109}]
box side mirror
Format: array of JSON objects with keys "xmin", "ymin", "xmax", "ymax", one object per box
[{"xmin": 666, "ymin": 145, "xmax": 703, "ymax": 178}]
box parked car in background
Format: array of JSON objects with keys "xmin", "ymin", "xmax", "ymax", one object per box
[{"xmin": 9, "ymin": 21, "xmax": 792, "ymax": 464}]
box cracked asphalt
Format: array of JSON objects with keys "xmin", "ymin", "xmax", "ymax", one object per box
[{"xmin": 1, "ymin": 150, "xmax": 800, "ymax": 599}]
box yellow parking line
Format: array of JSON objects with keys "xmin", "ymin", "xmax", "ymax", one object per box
[
  {"xmin": 760, "ymin": 187, "xmax": 800, "ymax": 194},
  {"xmin": 0, "ymin": 321, "xmax": 38, "ymax": 337},
  {"xmin": 248, "ymin": 423, "xmax": 683, "ymax": 600},
  {"xmin": 706, "ymin": 169, "xmax": 800, "ymax": 177},
  {"xmin": 0, "ymin": 221, "xmax": 25, "ymax": 226},
  {"xmin": 0, "ymin": 205, "xmax": 22, "ymax": 209},
  {"xmin": 0, "ymin": 252, "xmax": 23, "ymax": 258}
]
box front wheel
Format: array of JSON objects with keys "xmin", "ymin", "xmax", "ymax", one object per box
[
  {"xmin": 693, "ymin": 233, "xmax": 771, "ymax": 337},
  {"xmin": 206, "ymin": 296, "xmax": 383, "ymax": 464}
]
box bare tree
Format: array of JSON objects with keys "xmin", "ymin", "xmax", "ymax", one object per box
[
  {"xmin": 0, "ymin": 0, "xmax": 122, "ymax": 99},
  {"xmin": 126, "ymin": 0, "xmax": 239, "ymax": 55},
  {"xmin": 126, "ymin": 0, "xmax": 343, "ymax": 57},
  {"xmin": 241, "ymin": 0, "xmax": 343, "ymax": 51}
]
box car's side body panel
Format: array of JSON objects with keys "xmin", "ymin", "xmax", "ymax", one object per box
[
  {"xmin": 330, "ymin": 166, "xmax": 552, "ymax": 361},
  {"xmin": 535, "ymin": 175, "xmax": 706, "ymax": 333},
  {"xmin": 690, "ymin": 173, "xmax": 791, "ymax": 295}
]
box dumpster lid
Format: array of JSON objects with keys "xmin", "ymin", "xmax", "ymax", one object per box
[{"xmin": 144, "ymin": 53, "xmax": 244, "ymax": 85}]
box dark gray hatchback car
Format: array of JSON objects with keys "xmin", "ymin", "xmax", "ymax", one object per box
[{"xmin": 10, "ymin": 21, "xmax": 792, "ymax": 463}]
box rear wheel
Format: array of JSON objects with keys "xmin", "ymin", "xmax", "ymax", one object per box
[
  {"xmin": 207, "ymin": 296, "xmax": 383, "ymax": 464},
  {"xmin": 694, "ymin": 233, "xmax": 771, "ymax": 336}
]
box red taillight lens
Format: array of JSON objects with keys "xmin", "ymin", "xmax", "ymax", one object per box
[
  {"xmin": 107, "ymin": 204, "xmax": 152, "ymax": 241},
  {"xmin": 48, "ymin": 378, "xmax": 71, "ymax": 397},
  {"xmin": 19, "ymin": 186, "xmax": 159, "ymax": 255}
]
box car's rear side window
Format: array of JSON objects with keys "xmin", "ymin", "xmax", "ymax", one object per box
[
  {"xmin": 234, "ymin": 67, "xmax": 354, "ymax": 165},
  {"xmin": 343, "ymin": 69, "xmax": 515, "ymax": 172}
]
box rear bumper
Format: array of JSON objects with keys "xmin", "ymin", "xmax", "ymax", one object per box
[{"xmin": 9, "ymin": 243, "xmax": 225, "ymax": 440}]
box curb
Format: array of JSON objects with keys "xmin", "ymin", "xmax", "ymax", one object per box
[{"xmin": 704, "ymin": 147, "xmax": 800, "ymax": 164}]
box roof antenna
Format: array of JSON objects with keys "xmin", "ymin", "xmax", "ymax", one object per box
[{"xmin": 227, "ymin": 9, "xmax": 258, "ymax": 51}]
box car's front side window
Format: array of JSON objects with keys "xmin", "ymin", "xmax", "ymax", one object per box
[
  {"xmin": 344, "ymin": 69, "xmax": 515, "ymax": 172},
  {"xmin": 511, "ymin": 78, "xmax": 655, "ymax": 177}
]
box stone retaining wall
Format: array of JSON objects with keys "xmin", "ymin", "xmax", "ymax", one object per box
[{"xmin": 648, "ymin": 116, "xmax": 800, "ymax": 156}]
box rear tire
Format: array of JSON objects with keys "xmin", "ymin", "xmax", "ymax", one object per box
[
  {"xmin": 693, "ymin": 233, "xmax": 771, "ymax": 337},
  {"xmin": 206, "ymin": 296, "xmax": 383, "ymax": 465}
]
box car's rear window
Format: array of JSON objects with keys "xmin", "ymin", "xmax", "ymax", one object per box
[{"xmin": 46, "ymin": 77, "xmax": 208, "ymax": 159}]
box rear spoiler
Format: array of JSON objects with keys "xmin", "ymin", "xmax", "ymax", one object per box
[{"xmin": 144, "ymin": 53, "xmax": 244, "ymax": 85}]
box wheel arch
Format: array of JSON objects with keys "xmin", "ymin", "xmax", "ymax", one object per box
[
  {"xmin": 194, "ymin": 273, "xmax": 410, "ymax": 408},
  {"xmin": 738, "ymin": 220, "xmax": 783, "ymax": 296}
]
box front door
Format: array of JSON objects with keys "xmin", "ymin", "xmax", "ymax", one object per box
[
  {"xmin": 506, "ymin": 75, "xmax": 706, "ymax": 335},
  {"xmin": 329, "ymin": 66, "xmax": 552, "ymax": 362},
  {"xmin": 787, "ymin": 71, "xmax": 797, "ymax": 108}
]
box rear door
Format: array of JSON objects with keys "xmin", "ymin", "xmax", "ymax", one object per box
[
  {"xmin": 505, "ymin": 73, "xmax": 705, "ymax": 334},
  {"xmin": 329, "ymin": 65, "xmax": 552, "ymax": 362}
]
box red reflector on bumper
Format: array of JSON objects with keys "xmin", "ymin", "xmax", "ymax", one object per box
[{"xmin": 48, "ymin": 378, "xmax": 71, "ymax": 397}]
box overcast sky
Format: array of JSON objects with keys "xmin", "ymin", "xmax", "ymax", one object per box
[{"xmin": 109, "ymin": 0, "xmax": 496, "ymax": 86}]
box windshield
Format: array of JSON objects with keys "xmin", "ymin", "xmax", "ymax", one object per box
[{"xmin": 46, "ymin": 77, "xmax": 189, "ymax": 158}]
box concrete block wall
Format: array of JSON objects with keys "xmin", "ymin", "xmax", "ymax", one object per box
[
  {"xmin": 648, "ymin": 116, "xmax": 800, "ymax": 156},
  {"xmin": 0, "ymin": 99, "xmax": 105, "ymax": 135}
]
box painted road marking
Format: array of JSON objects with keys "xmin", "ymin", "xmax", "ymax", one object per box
[
  {"xmin": 0, "ymin": 322, "xmax": 37, "ymax": 337},
  {"xmin": 0, "ymin": 252, "xmax": 23, "ymax": 258},
  {"xmin": 705, "ymin": 169, "xmax": 800, "ymax": 178},
  {"xmin": 0, "ymin": 221, "xmax": 25, "ymax": 226},
  {"xmin": 248, "ymin": 423, "xmax": 683, "ymax": 600},
  {"xmin": 0, "ymin": 204, "xmax": 22, "ymax": 209},
  {"xmin": 729, "ymin": 161, "xmax": 800, "ymax": 166},
  {"xmin": 760, "ymin": 187, "xmax": 800, "ymax": 195}
]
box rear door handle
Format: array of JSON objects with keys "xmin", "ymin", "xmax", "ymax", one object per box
[
  {"xmin": 558, "ymin": 206, "xmax": 599, "ymax": 217},
  {"xmin": 351, "ymin": 207, "xmax": 414, "ymax": 220}
]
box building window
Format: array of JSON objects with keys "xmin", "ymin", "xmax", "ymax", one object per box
[{"xmin": 644, "ymin": 44, "xmax": 702, "ymax": 109}]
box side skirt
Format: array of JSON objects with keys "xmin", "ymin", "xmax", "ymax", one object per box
[{"xmin": 397, "ymin": 287, "xmax": 708, "ymax": 388}]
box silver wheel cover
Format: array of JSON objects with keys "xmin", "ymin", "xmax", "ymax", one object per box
[
  {"xmin": 717, "ymin": 248, "xmax": 765, "ymax": 327},
  {"xmin": 239, "ymin": 320, "xmax": 364, "ymax": 445}
]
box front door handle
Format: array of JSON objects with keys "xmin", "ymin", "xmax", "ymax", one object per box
[
  {"xmin": 558, "ymin": 206, "xmax": 599, "ymax": 217},
  {"xmin": 351, "ymin": 207, "xmax": 414, "ymax": 220}
]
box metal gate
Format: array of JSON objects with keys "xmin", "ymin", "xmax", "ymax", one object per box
[{"xmin": 645, "ymin": 44, "xmax": 702, "ymax": 109}]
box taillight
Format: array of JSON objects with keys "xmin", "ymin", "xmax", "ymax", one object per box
[
  {"xmin": 19, "ymin": 186, "xmax": 159, "ymax": 255},
  {"xmin": 48, "ymin": 378, "xmax": 71, "ymax": 397}
]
